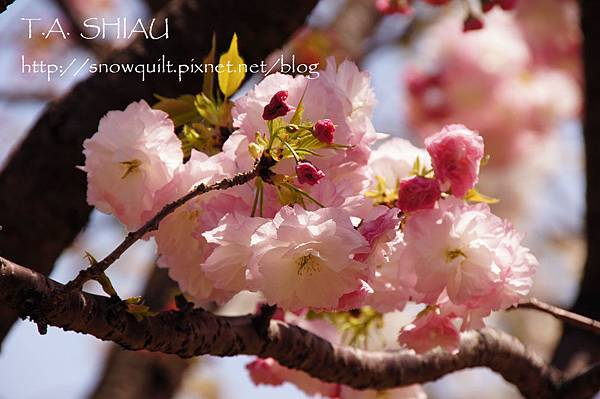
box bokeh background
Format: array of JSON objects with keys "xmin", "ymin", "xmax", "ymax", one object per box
[{"xmin": 0, "ymin": 0, "xmax": 587, "ymax": 398}]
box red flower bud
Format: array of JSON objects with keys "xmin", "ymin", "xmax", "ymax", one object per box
[
  {"xmin": 313, "ymin": 119, "xmax": 336, "ymax": 144},
  {"xmin": 498, "ymin": 0, "xmax": 518, "ymax": 10},
  {"xmin": 262, "ymin": 90, "xmax": 294, "ymax": 121},
  {"xmin": 423, "ymin": 0, "xmax": 450, "ymax": 5},
  {"xmin": 481, "ymin": 0, "xmax": 496, "ymax": 12},
  {"xmin": 296, "ymin": 162, "xmax": 325, "ymax": 185},
  {"xmin": 397, "ymin": 176, "xmax": 441, "ymax": 212},
  {"xmin": 463, "ymin": 14, "xmax": 484, "ymax": 32}
]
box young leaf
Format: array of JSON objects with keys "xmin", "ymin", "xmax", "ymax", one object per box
[
  {"xmin": 218, "ymin": 33, "xmax": 246, "ymax": 98},
  {"xmin": 465, "ymin": 188, "xmax": 500, "ymax": 204}
]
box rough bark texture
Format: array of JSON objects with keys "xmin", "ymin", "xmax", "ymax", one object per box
[
  {"xmin": 2, "ymin": 257, "xmax": 599, "ymax": 399},
  {"xmin": 88, "ymin": 267, "xmax": 190, "ymax": 399},
  {"xmin": 0, "ymin": 0, "xmax": 318, "ymax": 346},
  {"xmin": 553, "ymin": 0, "xmax": 600, "ymax": 372}
]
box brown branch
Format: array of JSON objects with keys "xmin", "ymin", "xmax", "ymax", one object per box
[
  {"xmin": 0, "ymin": 0, "xmax": 16, "ymax": 14},
  {"xmin": 88, "ymin": 266, "xmax": 191, "ymax": 399},
  {"xmin": 67, "ymin": 164, "xmax": 260, "ymax": 290},
  {"xmin": 513, "ymin": 298, "xmax": 600, "ymax": 336},
  {"xmin": 553, "ymin": 0, "xmax": 600, "ymax": 372},
  {"xmin": 0, "ymin": 0, "xmax": 318, "ymax": 345},
  {"xmin": 53, "ymin": 0, "xmax": 111, "ymax": 58},
  {"xmin": 2, "ymin": 257, "xmax": 600, "ymax": 399}
]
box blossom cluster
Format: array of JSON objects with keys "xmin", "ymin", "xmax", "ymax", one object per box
[
  {"xmin": 404, "ymin": 1, "xmax": 581, "ymax": 165},
  {"xmin": 82, "ymin": 59, "xmax": 537, "ymax": 397},
  {"xmin": 374, "ymin": 0, "xmax": 519, "ymax": 31}
]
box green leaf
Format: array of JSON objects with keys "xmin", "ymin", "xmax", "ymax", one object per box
[
  {"xmin": 153, "ymin": 95, "xmax": 197, "ymax": 127},
  {"xmin": 290, "ymin": 84, "xmax": 308, "ymax": 125},
  {"xmin": 125, "ymin": 297, "xmax": 158, "ymax": 321},
  {"xmin": 465, "ymin": 188, "xmax": 500, "ymax": 204},
  {"xmin": 95, "ymin": 273, "xmax": 118, "ymax": 297},
  {"xmin": 217, "ymin": 33, "xmax": 246, "ymax": 97}
]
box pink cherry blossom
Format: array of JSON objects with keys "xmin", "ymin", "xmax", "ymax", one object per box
[
  {"xmin": 149, "ymin": 150, "xmax": 254, "ymax": 304},
  {"xmin": 401, "ymin": 198, "xmax": 537, "ymax": 307},
  {"xmin": 200, "ymin": 213, "xmax": 269, "ymax": 302},
  {"xmin": 246, "ymin": 358, "xmax": 340, "ymax": 397},
  {"xmin": 425, "ymin": 125, "xmax": 484, "ymax": 197},
  {"xmin": 369, "ymin": 138, "xmax": 431, "ymax": 191},
  {"xmin": 82, "ymin": 100, "xmax": 182, "ymax": 230},
  {"xmin": 397, "ymin": 176, "xmax": 441, "ymax": 212},
  {"xmin": 248, "ymin": 205, "xmax": 369, "ymax": 310},
  {"xmin": 398, "ymin": 306, "xmax": 461, "ymax": 354}
]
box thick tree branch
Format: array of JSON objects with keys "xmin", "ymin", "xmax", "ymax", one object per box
[
  {"xmin": 2, "ymin": 257, "xmax": 599, "ymax": 399},
  {"xmin": 0, "ymin": 0, "xmax": 318, "ymax": 345},
  {"xmin": 88, "ymin": 266, "xmax": 191, "ymax": 399},
  {"xmin": 53, "ymin": 0, "xmax": 111, "ymax": 58},
  {"xmin": 0, "ymin": 0, "xmax": 16, "ymax": 14},
  {"xmin": 67, "ymin": 164, "xmax": 260, "ymax": 289},
  {"xmin": 553, "ymin": 0, "xmax": 600, "ymax": 371}
]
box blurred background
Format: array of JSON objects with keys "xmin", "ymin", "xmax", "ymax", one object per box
[{"xmin": 0, "ymin": 0, "xmax": 587, "ymax": 398}]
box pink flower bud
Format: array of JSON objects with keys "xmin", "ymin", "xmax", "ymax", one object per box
[
  {"xmin": 397, "ymin": 176, "xmax": 441, "ymax": 212},
  {"xmin": 296, "ymin": 162, "xmax": 325, "ymax": 185},
  {"xmin": 313, "ymin": 119, "xmax": 336, "ymax": 144},
  {"xmin": 463, "ymin": 14, "xmax": 484, "ymax": 32},
  {"xmin": 262, "ymin": 90, "xmax": 294, "ymax": 121},
  {"xmin": 375, "ymin": 0, "xmax": 413, "ymax": 15},
  {"xmin": 425, "ymin": 124, "xmax": 484, "ymax": 197}
]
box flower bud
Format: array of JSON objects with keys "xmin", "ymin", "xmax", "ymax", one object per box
[
  {"xmin": 313, "ymin": 119, "xmax": 336, "ymax": 144},
  {"xmin": 262, "ymin": 90, "xmax": 294, "ymax": 121},
  {"xmin": 463, "ymin": 14, "xmax": 484, "ymax": 32},
  {"xmin": 498, "ymin": 0, "xmax": 518, "ymax": 10},
  {"xmin": 296, "ymin": 162, "xmax": 325, "ymax": 185},
  {"xmin": 375, "ymin": 0, "xmax": 413, "ymax": 15},
  {"xmin": 481, "ymin": 0, "xmax": 496, "ymax": 12},
  {"xmin": 397, "ymin": 176, "xmax": 441, "ymax": 212}
]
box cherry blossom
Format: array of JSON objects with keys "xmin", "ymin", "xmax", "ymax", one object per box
[
  {"xmin": 425, "ymin": 124, "xmax": 484, "ymax": 197},
  {"xmin": 82, "ymin": 100, "xmax": 182, "ymax": 230},
  {"xmin": 248, "ymin": 205, "xmax": 369, "ymax": 310}
]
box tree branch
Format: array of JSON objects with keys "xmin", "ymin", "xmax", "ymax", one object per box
[
  {"xmin": 513, "ymin": 298, "xmax": 600, "ymax": 335},
  {"xmin": 0, "ymin": 0, "xmax": 318, "ymax": 345},
  {"xmin": 53, "ymin": 0, "xmax": 111, "ymax": 58},
  {"xmin": 0, "ymin": 0, "xmax": 16, "ymax": 14},
  {"xmin": 2, "ymin": 257, "xmax": 599, "ymax": 399},
  {"xmin": 66, "ymin": 164, "xmax": 260, "ymax": 290}
]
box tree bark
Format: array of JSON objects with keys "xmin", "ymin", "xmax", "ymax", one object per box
[
  {"xmin": 2, "ymin": 256, "xmax": 599, "ymax": 399},
  {"xmin": 88, "ymin": 267, "xmax": 191, "ymax": 399},
  {"xmin": 0, "ymin": 0, "xmax": 318, "ymax": 347},
  {"xmin": 552, "ymin": 0, "xmax": 600, "ymax": 372}
]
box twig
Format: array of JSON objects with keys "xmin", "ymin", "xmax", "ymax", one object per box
[
  {"xmin": 66, "ymin": 164, "xmax": 259, "ymax": 290},
  {"xmin": 513, "ymin": 298, "xmax": 600, "ymax": 335}
]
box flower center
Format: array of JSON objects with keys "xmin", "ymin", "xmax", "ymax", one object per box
[
  {"xmin": 120, "ymin": 159, "xmax": 142, "ymax": 179},
  {"xmin": 445, "ymin": 248, "xmax": 466, "ymax": 263},
  {"xmin": 296, "ymin": 254, "xmax": 322, "ymax": 276}
]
